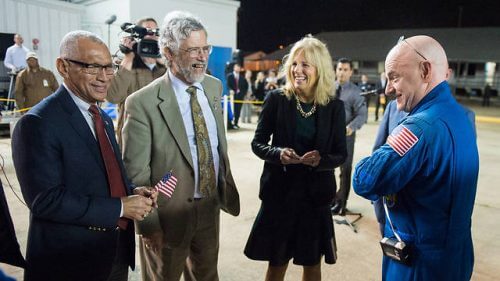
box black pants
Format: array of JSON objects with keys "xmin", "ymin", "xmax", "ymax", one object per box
[
  {"xmin": 233, "ymin": 93, "xmax": 244, "ymax": 126},
  {"xmin": 106, "ymin": 230, "xmax": 130, "ymax": 281},
  {"xmin": 335, "ymin": 134, "xmax": 355, "ymax": 206}
]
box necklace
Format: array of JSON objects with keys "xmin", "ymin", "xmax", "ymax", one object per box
[{"xmin": 295, "ymin": 95, "xmax": 316, "ymax": 118}]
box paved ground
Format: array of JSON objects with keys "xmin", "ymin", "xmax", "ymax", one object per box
[{"xmin": 1, "ymin": 102, "xmax": 499, "ymax": 280}]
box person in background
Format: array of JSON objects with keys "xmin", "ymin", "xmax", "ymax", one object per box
[
  {"xmin": 374, "ymin": 72, "xmax": 387, "ymax": 121},
  {"xmin": 11, "ymin": 30, "xmax": 156, "ymax": 281},
  {"xmin": 482, "ymin": 83, "xmax": 492, "ymax": 107},
  {"xmin": 240, "ymin": 69, "xmax": 254, "ymax": 123},
  {"xmin": 265, "ymin": 69, "xmax": 279, "ymax": 92},
  {"xmin": 4, "ymin": 34, "xmax": 29, "ymax": 73},
  {"xmin": 331, "ymin": 58, "xmax": 367, "ymax": 215},
  {"xmin": 106, "ymin": 17, "xmax": 166, "ymax": 147},
  {"xmin": 358, "ymin": 74, "xmax": 373, "ymax": 111},
  {"xmin": 122, "ymin": 11, "xmax": 240, "ymax": 281},
  {"xmin": 353, "ymin": 35, "xmax": 478, "ymax": 280},
  {"xmin": 253, "ymin": 71, "xmax": 266, "ymax": 104},
  {"xmin": 226, "ymin": 62, "xmax": 248, "ymax": 129},
  {"xmin": 15, "ymin": 52, "xmax": 59, "ymax": 111},
  {"xmin": 244, "ymin": 35, "xmax": 347, "ymax": 281}
]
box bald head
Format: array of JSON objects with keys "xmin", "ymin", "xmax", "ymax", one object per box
[
  {"xmin": 59, "ymin": 30, "xmax": 106, "ymax": 58},
  {"xmin": 384, "ymin": 35, "xmax": 449, "ymax": 112},
  {"xmin": 387, "ymin": 35, "xmax": 448, "ymax": 87}
]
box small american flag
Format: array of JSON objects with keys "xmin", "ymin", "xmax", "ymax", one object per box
[
  {"xmin": 387, "ymin": 125, "xmax": 419, "ymax": 157},
  {"xmin": 155, "ymin": 171, "xmax": 178, "ymax": 198}
]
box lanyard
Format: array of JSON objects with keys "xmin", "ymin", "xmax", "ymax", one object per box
[{"xmin": 383, "ymin": 197, "xmax": 403, "ymax": 242}]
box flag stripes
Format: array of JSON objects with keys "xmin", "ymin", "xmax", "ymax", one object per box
[
  {"xmin": 155, "ymin": 172, "xmax": 178, "ymax": 198},
  {"xmin": 387, "ymin": 126, "xmax": 419, "ymax": 156}
]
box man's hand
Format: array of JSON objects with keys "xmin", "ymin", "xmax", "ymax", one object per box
[
  {"xmin": 346, "ymin": 126, "xmax": 354, "ymax": 136},
  {"xmin": 280, "ymin": 148, "xmax": 302, "ymax": 165},
  {"xmin": 141, "ymin": 231, "xmax": 163, "ymax": 255},
  {"xmin": 121, "ymin": 195, "xmax": 153, "ymax": 221},
  {"xmin": 134, "ymin": 186, "xmax": 158, "ymax": 208},
  {"xmin": 119, "ymin": 36, "xmax": 136, "ymax": 71},
  {"xmin": 301, "ymin": 150, "xmax": 321, "ymax": 167}
]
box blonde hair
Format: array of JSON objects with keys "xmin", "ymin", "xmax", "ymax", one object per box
[{"xmin": 279, "ymin": 36, "xmax": 334, "ymax": 106}]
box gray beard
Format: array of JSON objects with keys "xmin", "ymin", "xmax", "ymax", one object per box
[{"xmin": 177, "ymin": 62, "xmax": 206, "ymax": 84}]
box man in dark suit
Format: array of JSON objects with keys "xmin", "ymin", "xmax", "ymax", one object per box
[
  {"xmin": 226, "ymin": 62, "xmax": 248, "ymax": 129},
  {"xmin": 11, "ymin": 30, "xmax": 157, "ymax": 281}
]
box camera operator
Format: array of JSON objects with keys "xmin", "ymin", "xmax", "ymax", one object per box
[{"xmin": 107, "ymin": 17, "xmax": 166, "ymax": 147}]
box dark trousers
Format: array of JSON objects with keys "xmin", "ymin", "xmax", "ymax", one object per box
[
  {"xmin": 233, "ymin": 93, "xmax": 244, "ymax": 126},
  {"xmin": 335, "ymin": 134, "xmax": 355, "ymax": 205},
  {"xmin": 106, "ymin": 230, "xmax": 130, "ymax": 281}
]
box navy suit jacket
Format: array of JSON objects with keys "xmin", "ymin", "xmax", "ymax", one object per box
[{"xmin": 12, "ymin": 86, "xmax": 135, "ymax": 281}]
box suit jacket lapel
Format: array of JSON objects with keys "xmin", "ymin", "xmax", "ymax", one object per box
[
  {"xmin": 314, "ymin": 104, "xmax": 328, "ymax": 149},
  {"xmin": 157, "ymin": 75, "xmax": 194, "ymax": 170},
  {"xmin": 56, "ymin": 87, "xmax": 105, "ymax": 172},
  {"xmin": 284, "ymin": 95, "xmax": 296, "ymax": 147},
  {"xmin": 200, "ymin": 79, "xmax": 224, "ymax": 145}
]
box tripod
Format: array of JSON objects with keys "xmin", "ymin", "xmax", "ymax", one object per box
[
  {"xmin": 5, "ymin": 71, "xmax": 19, "ymax": 111},
  {"xmin": 333, "ymin": 208, "xmax": 363, "ymax": 233}
]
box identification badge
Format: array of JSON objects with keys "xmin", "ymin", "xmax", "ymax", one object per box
[{"xmin": 43, "ymin": 79, "xmax": 49, "ymax": 87}]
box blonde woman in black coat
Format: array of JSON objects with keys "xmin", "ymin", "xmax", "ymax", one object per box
[{"xmin": 244, "ymin": 36, "xmax": 347, "ymax": 281}]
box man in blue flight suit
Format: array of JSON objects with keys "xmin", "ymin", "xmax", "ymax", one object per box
[{"xmin": 353, "ymin": 35, "xmax": 479, "ymax": 281}]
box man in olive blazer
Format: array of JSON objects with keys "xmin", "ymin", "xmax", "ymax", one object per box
[{"xmin": 121, "ymin": 11, "xmax": 239, "ymax": 280}]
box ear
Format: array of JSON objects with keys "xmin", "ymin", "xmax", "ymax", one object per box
[
  {"xmin": 420, "ymin": 61, "xmax": 432, "ymax": 82},
  {"xmin": 56, "ymin": 58, "xmax": 70, "ymax": 79},
  {"xmin": 163, "ymin": 47, "xmax": 173, "ymax": 61}
]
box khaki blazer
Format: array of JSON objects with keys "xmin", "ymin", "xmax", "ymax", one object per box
[{"xmin": 122, "ymin": 73, "xmax": 239, "ymax": 247}]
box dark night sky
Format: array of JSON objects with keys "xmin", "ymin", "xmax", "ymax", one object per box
[{"xmin": 237, "ymin": 0, "xmax": 500, "ymax": 53}]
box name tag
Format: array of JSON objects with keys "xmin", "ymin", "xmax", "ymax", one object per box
[{"xmin": 43, "ymin": 79, "xmax": 49, "ymax": 87}]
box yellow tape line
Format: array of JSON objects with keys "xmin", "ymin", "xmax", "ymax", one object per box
[
  {"xmin": 232, "ymin": 99, "xmax": 264, "ymax": 105},
  {"xmin": 476, "ymin": 116, "xmax": 500, "ymax": 124},
  {"xmin": 0, "ymin": 98, "xmax": 16, "ymax": 102}
]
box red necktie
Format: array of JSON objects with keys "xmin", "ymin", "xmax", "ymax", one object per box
[
  {"xmin": 89, "ymin": 105, "xmax": 128, "ymax": 230},
  {"xmin": 235, "ymin": 76, "xmax": 239, "ymax": 94}
]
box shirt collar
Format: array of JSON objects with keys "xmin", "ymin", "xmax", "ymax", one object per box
[{"xmin": 168, "ymin": 69, "xmax": 203, "ymax": 94}]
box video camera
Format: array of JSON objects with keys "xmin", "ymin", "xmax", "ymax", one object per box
[{"xmin": 119, "ymin": 22, "xmax": 160, "ymax": 58}]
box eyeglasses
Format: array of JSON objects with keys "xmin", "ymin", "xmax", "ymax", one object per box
[
  {"xmin": 64, "ymin": 58, "xmax": 114, "ymax": 75},
  {"xmin": 178, "ymin": 45, "xmax": 212, "ymax": 58},
  {"xmin": 398, "ymin": 36, "xmax": 428, "ymax": 61}
]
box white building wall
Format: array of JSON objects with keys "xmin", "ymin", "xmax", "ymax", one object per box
[
  {"xmin": 82, "ymin": 0, "xmax": 129, "ymax": 55},
  {"xmin": 0, "ymin": 0, "xmax": 83, "ymax": 75}
]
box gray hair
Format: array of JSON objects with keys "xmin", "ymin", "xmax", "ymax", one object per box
[
  {"xmin": 59, "ymin": 30, "xmax": 106, "ymax": 58},
  {"xmin": 159, "ymin": 11, "xmax": 206, "ymax": 53}
]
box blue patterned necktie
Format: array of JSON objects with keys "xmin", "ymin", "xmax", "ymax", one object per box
[{"xmin": 186, "ymin": 86, "xmax": 216, "ymax": 197}]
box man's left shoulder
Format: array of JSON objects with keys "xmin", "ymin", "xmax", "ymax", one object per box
[
  {"xmin": 202, "ymin": 74, "xmax": 222, "ymax": 90},
  {"xmin": 204, "ymin": 74, "xmax": 222, "ymax": 84}
]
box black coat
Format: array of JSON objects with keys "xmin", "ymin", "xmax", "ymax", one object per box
[
  {"xmin": 227, "ymin": 72, "xmax": 249, "ymax": 100},
  {"xmin": 251, "ymin": 90, "xmax": 347, "ymax": 206},
  {"xmin": 11, "ymin": 87, "xmax": 135, "ymax": 281}
]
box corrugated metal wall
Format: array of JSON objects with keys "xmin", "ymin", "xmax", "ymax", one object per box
[{"xmin": 0, "ymin": 0, "xmax": 84, "ymax": 78}]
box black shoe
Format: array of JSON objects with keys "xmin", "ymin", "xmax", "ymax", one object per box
[{"xmin": 331, "ymin": 200, "xmax": 346, "ymax": 215}]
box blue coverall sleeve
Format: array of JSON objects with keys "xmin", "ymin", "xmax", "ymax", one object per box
[{"xmin": 353, "ymin": 120, "xmax": 426, "ymax": 201}]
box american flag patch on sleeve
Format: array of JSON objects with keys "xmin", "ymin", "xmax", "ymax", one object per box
[
  {"xmin": 387, "ymin": 125, "xmax": 419, "ymax": 157},
  {"xmin": 155, "ymin": 171, "xmax": 178, "ymax": 198}
]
